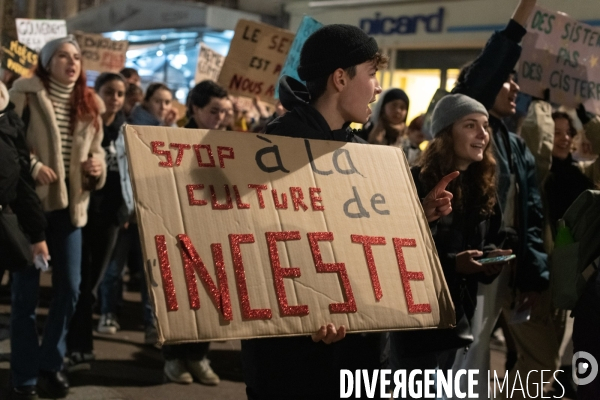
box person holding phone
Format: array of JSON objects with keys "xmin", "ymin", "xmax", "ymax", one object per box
[{"xmin": 386, "ymin": 94, "xmax": 512, "ymax": 398}]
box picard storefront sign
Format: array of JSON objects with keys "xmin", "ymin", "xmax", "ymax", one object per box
[{"xmin": 359, "ymin": 8, "xmax": 445, "ymax": 36}]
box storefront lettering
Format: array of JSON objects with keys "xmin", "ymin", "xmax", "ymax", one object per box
[{"xmin": 359, "ymin": 8, "xmax": 445, "ymax": 36}]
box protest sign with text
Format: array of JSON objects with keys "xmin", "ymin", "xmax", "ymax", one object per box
[
  {"xmin": 275, "ymin": 15, "xmax": 323, "ymax": 98},
  {"xmin": 124, "ymin": 125, "xmax": 455, "ymax": 344},
  {"xmin": 520, "ymin": 6, "xmax": 600, "ymax": 113},
  {"xmin": 195, "ymin": 43, "xmax": 225, "ymax": 84},
  {"xmin": 16, "ymin": 18, "xmax": 67, "ymax": 52},
  {"xmin": 1, "ymin": 38, "xmax": 37, "ymax": 78},
  {"xmin": 73, "ymin": 31, "xmax": 128, "ymax": 73},
  {"xmin": 218, "ymin": 20, "xmax": 294, "ymax": 104}
]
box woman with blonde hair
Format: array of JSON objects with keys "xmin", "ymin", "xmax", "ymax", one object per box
[{"xmin": 9, "ymin": 35, "xmax": 105, "ymax": 399}]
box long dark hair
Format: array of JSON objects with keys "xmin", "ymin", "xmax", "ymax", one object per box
[{"xmin": 417, "ymin": 124, "xmax": 497, "ymax": 215}]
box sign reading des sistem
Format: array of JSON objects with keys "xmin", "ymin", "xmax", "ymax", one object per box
[
  {"xmin": 218, "ymin": 20, "xmax": 294, "ymax": 105},
  {"xmin": 124, "ymin": 125, "xmax": 455, "ymax": 344},
  {"xmin": 519, "ymin": 6, "xmax": 600, "ymax": 114}
]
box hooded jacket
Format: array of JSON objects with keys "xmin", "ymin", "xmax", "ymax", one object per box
[
  {"xmin": 242, "ymin": 76, "xmax": 379, "ymax": 400},
  {"xmin": 266, "ymin": 76, "xmax": 366, "ymax": 144},
  {"xmin": 9, "ymin": 75, "xmax": 106, "ymax": 227},
  {"xmin": 0, "ymin": 102, "xmax": 47, "ymax": 243}
]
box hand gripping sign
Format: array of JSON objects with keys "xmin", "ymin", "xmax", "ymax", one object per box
[{"xmin": 124, "ymin": 125, "xmax": 455, "ymax": 343}]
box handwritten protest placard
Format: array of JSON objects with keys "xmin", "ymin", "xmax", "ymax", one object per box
[
  {"xmin": 73, "ymin": 31, "xmax": 128, "ymax": 73},
  {"xmin": 520, "ymin": 6, "xmax": 600, "ymax": 113},
  {"xmin": 16, "ymin": 19, "xmax": 67, "ymax": 52},
  {"xmin": 195, "ymin": 43, "xmax": 225, "ymax": 84},
  {"xmin": 124, "ymin": 125, "xmax": 455, "ymax": 343},
  {"xmin": 1, "ymin": 38, "xmax": 37, "ymax": 78},
  {"xmin": 275, "ymin": 16, "xmax": 323, "ymax": 98},
  {"xmin": 218, "ymin": 20, "xmax": 294, "ymax": 104}
]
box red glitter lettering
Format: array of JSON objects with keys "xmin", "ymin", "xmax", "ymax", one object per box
[
  {"xmin": 265, "ymin": 231, "xmax": 309, "ymax": 317},
  {"xmin": 217, "ymin": 146, "xmax": 234, "ymax": 168},
  {"xmin": 210, "ymin": 185, "xmax": 233, "ymax": 210},
  {"xmin": 307, "ymin": 232, "xmax": 357, "ymax": 313},
  {"xmin": 151, "ymin": 141, "xmax": 173, "ymax": 167},
  {"xmin": 272, "ymin": 189, "xmax": 288, "ymax": 209},
  {"xmin": 248, "ymin": 184, "xmax": 267, "ymax": 208},
  {"xmin": 309, "ymin": 187, "xmax": 324, "ymax": 211},
  {"xmin": 177, "ymin": 234, "xmax": 232, "ymax": 320},
  {"xmin": 154, "ymin": 235, "xmax": 178, "ymax": 311},
  {"xmin": 169, "ymin": 143, "xmax": 191, "ymax": 166},
  {"xmin": 193, "ymin": 144, "xmax": 216, "ymax": 167},
  {"xmin": 393, "ymin": 238, "xmax": 431, "ymax": 314},
  {"xmin": 351, "ymin": 235, "xmax": 386, "ymax": 301},
  {"xmin": 186, "ymin": 184, "xmax": 207, "ymax": 206},
  {"xmin": 228, "ymin": 234, "xmax": 272, "ymax": 320},
  {"xmin": 290, "ymin": 187, "xmax": 308, "ymax": 211},
  {"xmin": 233, "ymin": 185, "xmax": 250, "ymax": 209}
]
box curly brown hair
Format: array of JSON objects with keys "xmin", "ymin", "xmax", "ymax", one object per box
[{"xmin": 417, "ymin": 124, "xmax": 497, "ymax": 215}]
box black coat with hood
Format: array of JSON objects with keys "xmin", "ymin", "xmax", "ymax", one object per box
[
  {"xmin": 452, "ymin": 19, "xmax": 549, "ymax": 293},
  {"xmin": 241, "ymin": 76, "xmax": 379, "ymax": 400},
  {"xmin": 0, "ymin": 102, "xmax": 47, "ymax": 245}
]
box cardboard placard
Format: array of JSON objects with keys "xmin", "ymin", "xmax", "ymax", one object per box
[
  {"xmin": 73, "ymin": 31, "xmax": 128, "ymax": 73},
  {"xmin": 15, "ymin": 18, "xmax": 67, "ymax": 52},
  {"xmin": 218, "ymin": 20, "xmax": 294, "ymax": 104},
  {"xmin": 275, "ymin": 16, "xmax": 323, "ymax": 98},
  {"xmin": 124, "ymin": 125, "xmax": 455, "ymax": 344},
  {"xmin": 195, "ymin": 43, "xmax": 225, "ymax": 84},
  {"xmin": 1, "ymin": 38, "xmax": 37, "ymax": 78},
  {"xmin": 520, "ymin": 6, "xmax": 600, "ymax": 114}
]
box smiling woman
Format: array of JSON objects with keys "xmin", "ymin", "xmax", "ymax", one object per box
[
  {"xmin": 387, "ymin": 93, "xmax": 509, "ymax": 399},
  {"xmin": 8, "ymin": 34, "xmax": 105, "ymax": 399}
]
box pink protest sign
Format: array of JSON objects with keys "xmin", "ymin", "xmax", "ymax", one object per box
[{"xmin": 519, "ymin": 6, "xmax": 600, "ymax": 114}]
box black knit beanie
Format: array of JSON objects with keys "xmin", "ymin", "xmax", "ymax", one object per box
[
  {"xmin": 382, "ymin": 88, "xmax": 409, "ymax": 111},
  {"xmin": 298, "ymin": 24, "xmax": 378, "ymax": 82}
]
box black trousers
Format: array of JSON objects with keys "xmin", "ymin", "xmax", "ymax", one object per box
[{"xmin": 66, "ymin": 212, "xmax": 119, "ymax": 354}]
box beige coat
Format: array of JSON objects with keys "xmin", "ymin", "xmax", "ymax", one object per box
[{"xmin": 9, "ymin": 75, "xmax": 106, "ymax": 227}]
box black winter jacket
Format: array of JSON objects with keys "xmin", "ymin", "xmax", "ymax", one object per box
[
  {"xmin": 0, "ymin": 102, "xmax": 46, "ymax": 243},
  {"xmin": 452, "ymin": 19, "xmax": 549, "ymax": 292},
  {"xmin": 242, "ymin": 76, "xmax": 379, "ymax": 400}
]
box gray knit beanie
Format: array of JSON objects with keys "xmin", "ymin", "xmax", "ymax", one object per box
[
  {"xmin": 39, "ymin": 35, "xmax": 81, "ymax": 70},
  {"xmin": 431, "ymin": 94, "xmax": 488, "ymax": 137}
]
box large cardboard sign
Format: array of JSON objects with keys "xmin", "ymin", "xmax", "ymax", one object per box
[
  {"xmin": 520, "ymin": 6, "xmax": 600, "ymax": 114},
  {"xmin": 124, "ymin": 125, "xmax": 455, "ymax": 344},
  {"xmin": 195, "ymin": 43, "xmax": 225, "ymax": 84},
  {"xmin": 73, "ymin": 31, "xmax": 128, "ymax": 73},
  {"xmin": 15, "ymin": 18, "xmax": 67, "ymax": 52},
  {"xmin": 218, "ymin": 20, "xmax": 294, "ymax": 104},
  {"xmin": 275, "ymin": 16, "xmax": 323, "ymax": 98},
  {"xmin": 1, "ymin": 38, "xmax": 37, "ymax": 78}
]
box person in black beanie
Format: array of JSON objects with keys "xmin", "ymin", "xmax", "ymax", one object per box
[
  {"xmin": 241, "ymin": 23, "xmax": 461, "ymax": 400},
  {"xmin": 362, "ymin": 88, "xmax": 410, "ymax": 145}
]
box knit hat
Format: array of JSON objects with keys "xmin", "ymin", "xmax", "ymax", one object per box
[
  {"xmin": 39, "ymin": 35, "xmax": 81, "ymax": 70},
  {"xmin": 431, "ymin": 94, "xmax": 488, "ymax": 137},
  {"xmin": 369, "ymin": 88, "xmax": 409, "ymax": 126},
  {"xmin": 298, "ymin": 24, "xmax": 378, "ymax": 82}
]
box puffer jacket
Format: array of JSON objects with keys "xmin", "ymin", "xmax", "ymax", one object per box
[{"xmin": 9, "ymin": 75, "xmax": 106, "ymax": 227}]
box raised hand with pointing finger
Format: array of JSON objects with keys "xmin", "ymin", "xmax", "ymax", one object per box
[{"xmin": 421, "ymin": 170, "xmax": 460, "ymax": 222}]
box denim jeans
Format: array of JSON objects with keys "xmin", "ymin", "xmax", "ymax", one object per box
[
  {"xmin": 99, "ymin": 223, "xmax": 153, "ymax": 327},
  {"xmin": 10, "ymin": 208, "xmax": 82, "ymax": 386}
]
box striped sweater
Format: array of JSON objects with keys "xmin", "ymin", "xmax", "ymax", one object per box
[{"xmin": 48, "ymin": 78, "xmax": 75, "ymax": 175}]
